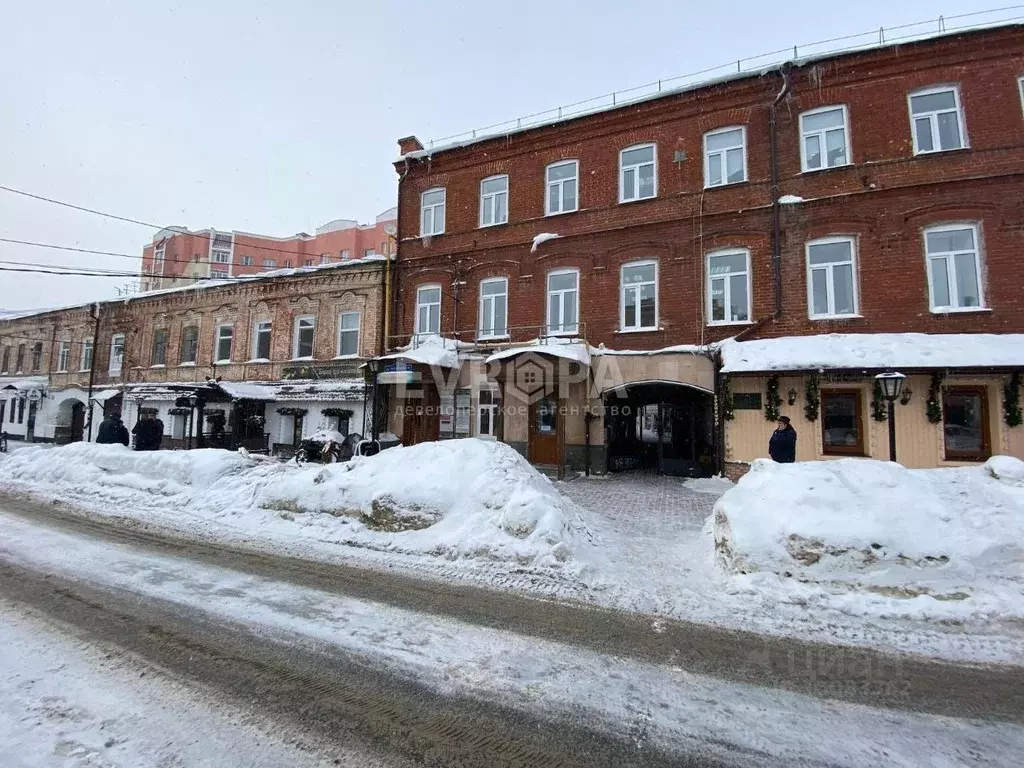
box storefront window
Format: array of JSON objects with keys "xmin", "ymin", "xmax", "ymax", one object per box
[
  {"xmin": 821, "ymin": 390, "xmax": 863, "ymax": 455},
  {"xmin": 942, "ymin": 387, "xmax": 990, "ymax": 461}
]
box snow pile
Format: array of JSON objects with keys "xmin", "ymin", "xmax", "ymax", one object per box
[
  {"xmin": 719, "ymin": 332, "xmax": 1024, "ymax": 372},
  {"xmin": 262, "ymin": 439, "xmax": 592, "ymax": 568},
  {"xmin": 0, "ymin": 440, "xmax": 593, "ymax": 572},
  {"xmin": 713, "ymin": 458, "xmax": 1024, "ymax": 619},
  {"xmin": 531, "ymin": 232, "xmax": 561, "ymax": 252},
  {"xmin": 777, "ymin": 194, "xmax": 805, "ymax": 204},
  {"xmin": 379, "ymin": 334, "xmax": 463, "ymax": 368}
]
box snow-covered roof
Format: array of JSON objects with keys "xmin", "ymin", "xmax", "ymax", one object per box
[
  {"xmin": 0, "ymin": 376, "xmax": 49, "ymax": 391},
  {"xmin": 378, "ymin": 335, "xmax": 466, "ymax": 369},
  {"xmin": 216, "ymin": 382, "xmax": 279, "ymax": 401},
  {"xmin": 486, "ymin": 338, "xmax": 593, "ymax": 367},
  {"xmin": 720, "ymin": 333, "xmax": 1024, "ymax": 373},
  {"xmin": 595, "ymin": 343, "xmax": 713, "ymax": 357},
  {"xmin": 400, "ymin": 22, "xmax": 1024, "ymax": 162},
  {"xmin": 89, "ymin": 389, "xmax": 121, "ymax": 403}
]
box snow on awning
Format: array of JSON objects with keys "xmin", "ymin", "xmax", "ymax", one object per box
[
  {"xmin": 720, "ymin": 333, "xmax": 1024, "ymax": 374},
  {"xmin": 377, "ymin": 335, "xmax": 463, "ymax": 369},
  {"xmin": 89, "ymin": 389, "xmax": 121, "ymax": 403},
  {"xmin": 0, "ymin": 377, "xmax": 48, "ymax": 391},
  {"xmin": 485, "ymin": 339, "xmax": 592, "ymax": 367},
  {"xmin": 216, "ymin": 381, "xmax": 278, "ymax": 401}
]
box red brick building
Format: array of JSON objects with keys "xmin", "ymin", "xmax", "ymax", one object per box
[
  {"xmin": 140, "ymin": 207, "xmax": 397, "ymax": 291},
  {"xmin": 384, "ymin": 24, "xmax": 1024, "ymax": 476}
]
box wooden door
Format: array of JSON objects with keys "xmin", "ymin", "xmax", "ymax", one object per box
[
  {"xmin": 402, "ymin": 386, "xmax": 440, "ymax": 445},
  {"xmin": 528, "ymin": 395, "xmax": 560, "ymax": 465},
  {"xmin": 70, "ymin": 402, "xmax": 85, "ymax": 442}
]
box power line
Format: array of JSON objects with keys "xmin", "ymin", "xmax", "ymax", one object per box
[{"xmin": 0, "ymin": 184, "xmax": 387, "ymax": 263}]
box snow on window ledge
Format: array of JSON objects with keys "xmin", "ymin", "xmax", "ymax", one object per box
[
  {"xmin": 616, "ymin": 327, "xmax": 663, "ymax": 334},
  {"xmin": 246, "ymin": 358, "xmax": 271, "ymax": 364},
  {"xmin": 149, "ymin": 364, "xmax": 166, "ymax": 369},
  {"xmin": 930, "ymin": 307, "xmax": 992, "ymax": 315},
  {"xmin": 332, "ymin": 354, "xmax": 360, "ymax": 360},
  {"xmin": 707, "ymin": 320, "xmax": 755, "ymax": 328},
  {"xmin": 178, "ymin": 362, "xmax": 196, "ymax": 367},
  {"xmin": 809, "ymin": 314, "xmax": 864, "ymax": 321}
]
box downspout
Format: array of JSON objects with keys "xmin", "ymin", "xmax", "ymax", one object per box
[
  {"xmin": 85, "ymin": 302, "xmax": 102, "ymax": 441},
  {"xmin": 769, "ymin": 63, "xmax": 793, "ymax": 319}
]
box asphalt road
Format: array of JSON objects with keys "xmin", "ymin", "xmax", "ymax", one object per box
[{"xmin": 1, "ymin": 490, "xmax": 1021, "ymax": 725}]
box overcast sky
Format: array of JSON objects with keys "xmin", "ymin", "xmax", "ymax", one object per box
[{"xmin": 0, "ymin": 0, "xmax": 997, "ymax": 310}]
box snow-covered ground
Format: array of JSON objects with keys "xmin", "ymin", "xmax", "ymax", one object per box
[
  {"xmin": 0, "ymin": 598, "xmax": 397, "ymax": 767},
  {"xmin": 1, "ymin": 513, "xmax": 1021, "ymax": 768},
  {"xmin": 715, "ymin": 457, "xmax": 1024, "ymax": 622},
  {"xmin": 1, "ymin": 442, "xmax": 1022, "ymax": 663}
]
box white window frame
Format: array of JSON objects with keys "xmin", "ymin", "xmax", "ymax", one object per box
[
  {"xmin": 336, "ymin": 311, "xmax": 361, "ymax": 358},
  {"xmin": 703, "ymin": 126, "xmax": 748, "ymax": 188},
  {"xmin": 618, "ymin": 143, "xmax": 657, "ymax": 203},
  {"xmin": 478, "ymin": 175, "xmax": 509, "ymax": 228},
  {"xmin": 478, "ymin": 277, "xmax": 509, "ymax": 340},
  {"xmin": 80, "ymin": 339, "xmax": 93, "ymax": 372},
  {"xmin": 153, "ymin": 245, "xmax": 165, "ymax": 274},
  {"xmin": 420, "ymin": 187, "xmax": 446, "ymax": 236},
  {"xmin": 799, "ymin": 105, "xmax": 851, "ymax": 172},
  {"xmin": 923, "ymin": 223, "xmax": 985, "ymax": 313},
  {"xmin": 262, "ymin": 259, "xmax": 277, "ymax": 268},
  {"xmin": 56, "ymin": 340, "xmax": 70, "ymax": 372},
  {"xmin": 477, "ymin": 388, "xmax": 499, "ymax": 439},
  {"xmin": 805, "ymin": 236, "xmax": 860, "ymax": 319},
  {"xmin": 292, "ymin": 315, "xmax": 316, "ymax": 360},
  {"xmin": 546, "ymin": 268, "xmax": 580, "ymax": 336},
  {"xmin": 706, "ymin": 249, "xmax": 752, "ymax": 326},
  {"xmin": 108, "ymin": 334, "xmax": 125, "ymax": 375},
  {"xmin": 215, "ymin": 324, "xmax": 234, "ymax": 364},
  {"xmin": 620, "ymin": 260, "xmax": 659, "ymax": 332},
  {"xmin": 240, "ymin": 255, "xmax": 254, "ymax": 266},
  {"xmin": 415, "ymin": 284, "xmax": 442, "ymax": 336},
  {"xmin": 545, "ymin": 160, "xmax": 579, "ymax": 216},
  {"xmin": 908, "ymin": 85, "xmax": 968, "ymax": 155},
  {"xmin": 251, "ymin": 320, "xmax": 272, "ymax": 361},
  {"xmin": 1019, "ymin": 75, "xmax": 1024, "ymax": 116}
]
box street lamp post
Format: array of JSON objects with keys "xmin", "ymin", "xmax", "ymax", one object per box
[
  {"xmin": 875, "ymin": 371, "xmax": 906, "ymax": 463},
  {"xmin": 367, "ymin": 358, "xmax": 382, "ymax": 446}
]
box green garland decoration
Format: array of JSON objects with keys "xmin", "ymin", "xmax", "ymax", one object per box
[
  {"xmin": 926, "ymin": 372, "xmax": 944, "ymax": 424},
  {"xmin": 719, "ymin": 376, "xmax": 735, "ymax": 421},
  {"xmin": 764, "ymin": 375, "xmax": 781, "ymax": 422},
  {"xmin": 871, "ymin": 379, "xmax": 888, "ymax": 422},
  {"xmin": 321, "ymin": 407, "xmax": 354, "ymax": 418},
  {"xmin": 803, "ymin": 373, "xmax": 820, "ymax": 422},
  {"xmin": 1004, "ymin": 371, "xmax": 1022, "ymax": 428}
]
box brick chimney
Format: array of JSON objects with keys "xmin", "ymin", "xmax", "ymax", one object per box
[{"xmin": 397, "ymin": 135, "xmax": 424, "ymax": 155}]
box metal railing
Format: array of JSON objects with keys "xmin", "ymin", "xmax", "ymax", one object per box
[
  {"xmin": 420, "ymin": 8, "xmax": 1024, "ymax": 152},
  {"xmin": 388, "ymin": 323, "xmax": 588, "ymax": 352}
]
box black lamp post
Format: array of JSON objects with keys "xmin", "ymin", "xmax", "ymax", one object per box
[
  {"xmin": 875, "ymin": 371, "xmax": 905, "ymax": 463},
  {"xmin": 367, "ymin": 358, "xmax": 382, "ymax": 444}
]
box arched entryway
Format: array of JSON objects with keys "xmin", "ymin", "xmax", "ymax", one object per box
[
  {"xmin": 603, "ymin": 381, "xmax": 714, "ymax": 477},
  {"xmin": 55, "ymin": 398, "xmax": 87, "ymax": 444}
]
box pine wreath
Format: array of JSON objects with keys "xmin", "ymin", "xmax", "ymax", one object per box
[{"xmin": 764, "ymin": 375, "xmax": 781, "ymax": 422}]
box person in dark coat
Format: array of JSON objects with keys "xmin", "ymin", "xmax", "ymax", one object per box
[
  {"xmin": 768, "ymin": 415, "xmax": 797, "ymax": 463},
  {"xmin": 133, "ymin": 413, "xmax": 162, "ymax": 451},
  {"xmin": 96, "ymin": 413, "xmax": 129, "ymax": 446}
]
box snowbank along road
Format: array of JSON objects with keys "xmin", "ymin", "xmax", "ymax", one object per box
[{"xmin": 1, "ymin": 495, "xmax": 1023, "ymax": 767}]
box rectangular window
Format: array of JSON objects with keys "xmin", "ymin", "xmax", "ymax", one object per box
[
  {"xmin": 733, "ymin": 393, "xmax": 762, "ymax": 410},
  {"xmin": 477, "ymin": 389, "xmax": 499, "ymax": 438},
  {"xmin": 151, "ymin": 329, "xmax": 168, "ymax": 366},
  {"xmin": 340, "ymin": 249, "xmax": 349, "ymax": 260},
  {"xmin": 304, "ymin": 259, "xmax": 314, "ymax": 267},
  {"xmin": 619, "ymin": 144, "xmax": 656, "ymax": 202},
  {"xmin": 337, "ymin": 312, "xmax": 360, "ymax": 357},
  {"xmin": 806, "ymin": 238, "xmax": 858, "ymax": 318},
  {"xmin": 942, "ymin": 386, "xmax": 991, "ymax": 461},
  {"xmin": 16, "ymin": 344, "xmax": 25, "ymax": 373},
  {"xmin": 821, "ymin": 390, "xmax": 864, "ymax": 455},
  {"xmin": 252, "ymin": 321, "xmax": 272, "ymax": 360},
  {"xmin": 293, "ymin": 316, "xmax": 315, "ymax": 359},
  {"xmin": 420, "ymin": 188, "xmax": 446, "ymax": 236},
  {"xmin": 1019, "ymin": 76, "xmax": 1024, "ymax": 116},
  {"xmin": 547, "ymin": 270, "xmax": 579, "ymax": 335},
  {"xmin": 31, "ymin": 342, "xmax": 42, "ymax": 371},
  {"xmin": 211, "ymin": 269, "xmax": 229, "ymax": 279},
  {"xmin": 320, "ymin": 254, "xmax": 329, "ymax": 264},
  {"xmin": 215, "ymin": 325, "xmax": 233, "ymax": 363},
  {"xmin": 240, "ymin": 256, "xmax": 254, "ymax": 266},
  {"xmin": 363, "ymin": 248, "xmax": 373, "ymax": 258},
  {"xmin": 479, "ymin": 175, "xmax": 509, "ymax": 227},
  {"xmin": 57, "ymin": 341, "xmax": 70, "ymax": 372},
  {"xmin": 109, "ymin": 334, "xmax": 125, "ymax": 375},
  {"xmin": 18, "ymin": 399, "xmax": 25, "ymax": 423},
  {"xmin": 180, "ymin": 327, "xmax": 198, "ymax": 365},
  {"xmin": 212, "ymin": 249, "xmax": 230, "ymax": 263},
  {"xmin": 380, "ymin": 241, "xmax": 387, "ymax": 254},
  {"xmin": 546, "ymin": 160, "xmax": 579, "ymax": 215},
  {"xmin": 707, "ymin": 250, "xmax": 750, "ymax": 325},
  {"xmin": 153, "ymin": 245, "xmax": 165, "ymax": 274},
  {"xmin": 925, "ymin": 224, "xmax": 983, "ymax": 311},
  {"xmin": 262, "ymin": 259, "xmax": 277, "ymax": 268},
  {"xmin": 704, "ymin": 127, "xmax": 747, "ymax": 187},
  {"xmin": 81, "ymin": 339, "xmax": 93, "ymax": 371},
  {"xmin": 478, "ymin": 278, "xmax": 508, "ymax": 339},
  {"xmin": 800, "ymin": 106, "xmax": 850, "ymax": 171},
  {"xmin": 1, "ymin": 347, "xmax": 9, "ymax": 374},
  {"xmin": 621, "ymin": 262, "xmax": 658, "ymax": 331},
  {"xmin": 415, "ymin": 285, "xmax": 441, "ymax": 336},
  {"xmin": 284, "ymin": 259, "xmax": 292, "ymax": 268},
  {"xmin": 909, "ymin": 86, "xmax": 966, "ymax": 154}
]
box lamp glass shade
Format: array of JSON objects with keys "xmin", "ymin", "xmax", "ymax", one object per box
[{"xmin": 874, "ymin": 372, "xmax": 905, "ymax": 401}]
